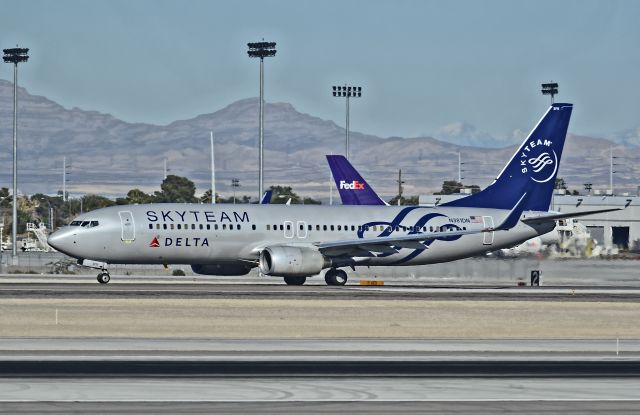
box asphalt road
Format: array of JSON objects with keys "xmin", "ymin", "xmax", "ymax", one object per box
[
  {"xmin": 2, "ymin": 359, "xmax": 640, "ymax": 377},
  {"xmin": 1, "ymin": 282, "xmax": 640, "ymax": 302}
]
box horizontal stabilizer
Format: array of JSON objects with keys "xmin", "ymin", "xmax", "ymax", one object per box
[{"xmin": 521, "ymin": 207, "xmax": 623, "ymax": 224}]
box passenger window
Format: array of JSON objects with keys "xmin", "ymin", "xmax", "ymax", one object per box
[
  {"xmin": 230, "ymin": 224, "xmax": 234, "ymax": 230},
  {"xmin": 300, "ymin": 224, "xmax": 304, "ymax": 231},
  {"xmin": 156, "ymin": 224, "xmax": 160, "ymax": 230},
  {"xmin": 163, "ymin": 224, "xmax": 167, "ymax": 230},
  {"xmin": 207, "ymin": 224, "xmax": 211, "ymax": 230},
  {"xmin": 323, "ymin": 225, "xmax": 327, "ymax": 231},
  {"xmin": 177, "ymin": 224, "xmax": 182, "ymax": 230},
  {"xmin": 199, "ymin": 224, "xmax": 203, "ymax": 230},
  {"xmin": 316, "ymin": 225, "xmax": 320, "ymax": 231},
  {"xmin": 148, "ymin": 224, "xmax": 153, "ymax": 230},
  {"xmin": 252, "ymin": 224, "xmax": 256, "ymax": 230},
  {"xmin": 351, "ymin": 225, "xmax": 355, "ymax": 231},
  {"xmin": 308, "ymin": 225, "xmax": 312, "ymax": 231},
  {"xmin": 280, "ymin": 225, "xmax": 284, "ymax": 231},
  {"xmin": 267, "ymin": 225, "xmax": 271, "ymax": 230},
  {"xmin": 223, "ymin": 224, "xmax": 227, "ymax": 230},
  {"xmin": 192, "ymin": 224, "xmax": 196, "ymax": 230},
  {"xmin": 170, "ymin": 224, "xmax": 175, "ymax": 230},
  {"xmin": 330, "ymin": 225, "xmax": 335, "ymax": 231},
  {"xmin": 213, "ymin": 224, "xmax": 217, "ymax": 230},
  {"xmin": 286, "ymin": 224, "xmax": 291, "ymax": 231},
  {"xmin": 337, "ymin": 225, "xmax": 342, "ymax": 231}
]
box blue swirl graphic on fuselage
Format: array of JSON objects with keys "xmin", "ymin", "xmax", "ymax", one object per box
[{"xmin": 358, "ymin": 207, "xmax": 463, "ymax": 264}]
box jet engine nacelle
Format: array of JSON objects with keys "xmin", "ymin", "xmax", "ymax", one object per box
[
  {"xmin": 191, "ymin": 263, "xmax": 254, "ymax": 276},
  {"xmin": 259, "ymin": 246, "xmax": 328, "ymax": 277}
]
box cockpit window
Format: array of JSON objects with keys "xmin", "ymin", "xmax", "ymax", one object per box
[
  {"xmin": 90, "ymin": 221, "xmax": 99, "ymax": 227},
  {"xmin": 70, "ymin": 221, "xmax": 82, "ymax": 226},
  {"xmin": 81, "ymin": 221, "xmax": 90, "ymax": 227}
]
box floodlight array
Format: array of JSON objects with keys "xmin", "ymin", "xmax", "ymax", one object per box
[{"xmin": 332, "ymin": 85, "xmax": 362, "ymax": 97}]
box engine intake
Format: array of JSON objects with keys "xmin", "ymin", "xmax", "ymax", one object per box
[{"xmin": 259, "ymin": 246, "xmax": 327, "ymax": 277}]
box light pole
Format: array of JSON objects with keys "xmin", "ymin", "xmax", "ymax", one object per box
[
  {"xmin": 62, "ymin": 156, "xmax": 71, "ymax": 202},
  {"xmin": 3, "ymin": 46, "xmax": 29, "ymax": 258},
  {"xmin": 210, "ymin": 131, "xmax": 216, "ymax": 205},
  {"xmin": 247, "ymin": 41, "xmax": 276, "ymax": 200},
  {"xmin": 231, "ymin": 178, "xmax": 240, "ymax": 204},
  {"xmin": 332, "ymin": 85, "xmax": 362, "ymax": 160},
  {"xmin": 541, "ymin": 82, "xmax": 558, "ymax": 105}
]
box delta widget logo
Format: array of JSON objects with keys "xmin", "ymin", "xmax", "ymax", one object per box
[
  {"xmin": 149, "ymin": 236, "xmax": 160, "ymax": 247},
  {"xmin": 519, "ymin": 138, "xmax": 558, "ymax": 183}
]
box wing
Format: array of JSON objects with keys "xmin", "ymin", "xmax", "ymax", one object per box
[{"xmin": 317, "ymin": 227, "xmax": 489, "ymax": 257}]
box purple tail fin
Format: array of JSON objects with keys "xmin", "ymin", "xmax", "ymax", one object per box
[{"xmin": 326, "ymin": 155, "xmax": 387, "ymax": 206}]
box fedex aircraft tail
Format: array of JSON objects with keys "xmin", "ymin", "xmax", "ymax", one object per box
[
  {"xmin": 444, "ymin": 103, "xmax": 573, "ymax": 212},
  {"xmin": 326, "ymin": 155, "xmax": 387, "ymax": 206}
]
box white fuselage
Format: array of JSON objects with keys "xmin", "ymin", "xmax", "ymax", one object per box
[{"xmin": 48, "ymin": 203, "xmax": 553, "ymax": 268}]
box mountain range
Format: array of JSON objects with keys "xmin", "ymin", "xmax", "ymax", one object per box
[{"xmin": 0, "ymin": 79, "xmax": 638, "ymax": 201}]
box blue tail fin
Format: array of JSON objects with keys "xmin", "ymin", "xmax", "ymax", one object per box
[
  {"xmin": 260, "ymin": 190, "xmax": 272, "ymax": 204},
  {"xmin": 326, "ymin": 155, "xmax": 387, "ymax": 206},
  {"xmin": 443, "ymin": 103, "xmax": 573, "ymax": 211}
]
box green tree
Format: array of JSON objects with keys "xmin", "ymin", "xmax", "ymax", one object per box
[
  {"xmin": 0, "ymin": 187, "xmax": 10, "ymax": 208},
  {"xmin": 434, "ymin": 181, "xmax": 480, "ymax": 195},
  {"xmin": 387, "ymin": 195, "xmax": 419, "ymax": 206},
  {"xmin": 81, "ymin": 195, "xmax": 116, "ymax": 212},
  {"xmin": 153, "ymin": 175, "xmax": 198, "ymax": 203},
  {"xmin": 125, "ymin": 188, "xmax": 152, "ymax": 204}
]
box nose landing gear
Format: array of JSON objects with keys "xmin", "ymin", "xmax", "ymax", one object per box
[{"xmin": 97, "ymin": 272, "xmax": 111, "ymax": 284}]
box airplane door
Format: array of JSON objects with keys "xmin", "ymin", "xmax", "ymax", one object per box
[
  {"xmin": 482, "ymin": 216, "xmax": 494, "ymax": 245},
  {"xmin": 297, "ymin": 221, "xmax": 308, "ymax": 239},
  {"xmin": 119, "ymin": 211, "xmax": 135, "ymax": 242},
  {"xmin": 283, "ymin": 221, "xmax": 294, "ymax": 239}
]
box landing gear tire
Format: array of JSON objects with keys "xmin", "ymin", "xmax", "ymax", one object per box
[
  {"xmin": 97, "ymin": 272, "xmax": 111, "ymax": 284},
  {"xmin": 284, "ymin": 276, "xmax": 306, "ymax": 286},
  {"xmin": 325, "ymin": 268, "xmax": 348, "ymax": 286}
]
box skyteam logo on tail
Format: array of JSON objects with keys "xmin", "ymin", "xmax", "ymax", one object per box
[
  {"xmin": 520, "ymin": 138, "xmax": 558, "ymax": 183},
  {"xmin": 339, "ymin": 180, "xmax": 365, "ymax": 190}
]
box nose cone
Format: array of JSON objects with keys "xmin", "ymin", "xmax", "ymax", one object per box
[{"xmin": 47, "ymin": 228, "xmax": 78, "ymax": 257}]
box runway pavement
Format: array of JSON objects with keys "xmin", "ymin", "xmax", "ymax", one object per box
[
  {"xmin": 1, "ymin": 280, "xmax": 640, "ymax": 302},
  {"xmin": 2, "ymin": 276, "xmax": 639, "ymax": 413}
]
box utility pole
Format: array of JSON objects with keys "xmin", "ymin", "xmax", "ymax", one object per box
[
  {"xmin": 62, "ymin": 156, "xmax": 71, "ymax": 202},
  {"xmin": 210, "ymin": 131, "xmax": 216, "ymax": 204},
  {"xmin": 396, "ymin": 169, "xmax": 405, "ymax": 206},
  {"xmin": 457, "ymin": 152, "xmax": 465, "ymax": 183},
  {"xmin": 329, "ymin": 171, "xmax": 333, "ymax": 206},
  {"xmin": 3, "ymin": 46, "xmax": 29, "ymax": 258}
]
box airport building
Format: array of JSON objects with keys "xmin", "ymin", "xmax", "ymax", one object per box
[{"xmin": 419, "ymin": 192, "xmax": 640, "ymax": 250}]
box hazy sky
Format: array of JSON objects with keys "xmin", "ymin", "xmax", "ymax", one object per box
[{"xmin": 2, "ymin": 0, "xmax": 639, "ymax": 140}]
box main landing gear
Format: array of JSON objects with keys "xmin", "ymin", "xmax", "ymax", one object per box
[
  {"xmin": 325, "ymin": 268, "xmax": 347, "ymax": 286},
  {"xmin": 97, "ymin": 271, "xmax": 111, "ymax": 284}
]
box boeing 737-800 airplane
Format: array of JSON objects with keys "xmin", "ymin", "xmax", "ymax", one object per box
[{"xmin": 47, "ymin": 103, "xmax": 619, "ymax": 285}]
